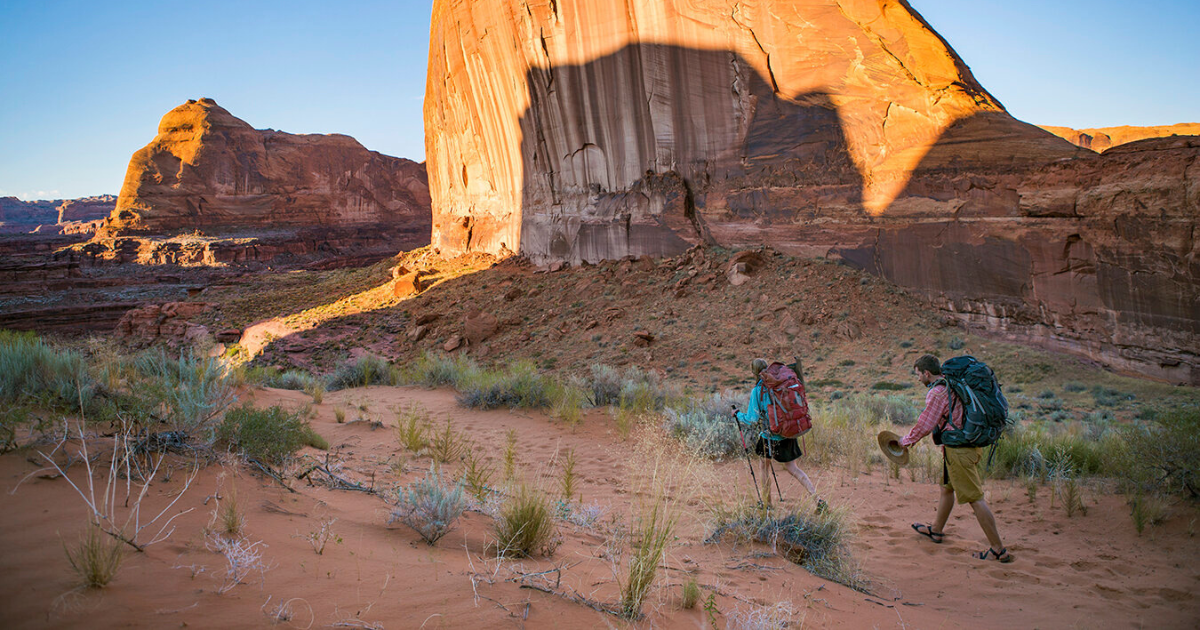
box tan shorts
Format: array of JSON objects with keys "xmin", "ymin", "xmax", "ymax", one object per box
[{"xmin": 942, "ymin": 446, "xmax": 984, "ymax": 504}]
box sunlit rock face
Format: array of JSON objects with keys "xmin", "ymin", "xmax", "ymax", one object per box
[
  {"xmin": 424, "ymin": 0, "xmax": 1065, "ymax": 259},
  {"xmin": 425, "ymin": 0, "xmax": 1198, "ymax": 383},
  {"xmin": 103, "ymin": 98, "xmax": 430, "ymax": 235},
  {"xmin": 1040, "ymin": 123, "xmax": 1200, "ymax": 152}
]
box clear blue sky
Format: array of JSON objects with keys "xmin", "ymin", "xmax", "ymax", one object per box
[{"xmin": 1, "ymin": 0, "xmax": 1196, "ymax": 201}]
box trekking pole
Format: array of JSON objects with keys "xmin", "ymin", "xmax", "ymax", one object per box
[
  {"xmin": 766, "ymin": 439, "xmax": 784, "ymax": 503},
  {"xmin": 730, "ymin": 404, "xmax": 764, "ymax": 506}
]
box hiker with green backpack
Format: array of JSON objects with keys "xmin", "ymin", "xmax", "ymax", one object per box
[
  {"xmin": 732, "ymin": 358, "xmax": 828, "ymax": 513},
  {"xmin": 902, "ymin": 354, "xmax": 1014, "ymax": 563}
]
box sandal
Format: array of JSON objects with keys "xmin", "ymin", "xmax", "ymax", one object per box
[
  {"xmin": 975, "ymin": 547, "xmax": 1014, "ymax": 563},
  {"xmin": 911, "ymin": 523, "xmax": 944, "ymax": 544}
]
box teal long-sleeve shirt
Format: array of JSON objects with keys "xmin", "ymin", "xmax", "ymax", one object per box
[{"xmin": 735, "ymin": 382, "xmax": 784, "ymax": 441}]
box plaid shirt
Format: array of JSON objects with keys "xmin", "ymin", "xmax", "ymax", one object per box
[{"xmin": 899, "ymin": 382, "xmax": 964, "ymax": 447}]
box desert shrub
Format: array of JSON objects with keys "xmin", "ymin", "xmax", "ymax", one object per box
[
  {"xmin": 217, "ymin": 404, "xmax": 327, "ymax": 465},
  {"xmin": 456, "ymin": 360, "xmax": 556, "ymax": 410},
  {"xmin": 65, "ymin": 523, "xmax": 124, "ymax": 588},
  {"xmin": 662, "ymin": 390, "xmax": 742, "ymax": 460},
  {"xmin": 389, "ymin": 467, "xmax": 467, "ymax": 544},
  {"xmin": 1118, "ymin": 409, "xmax": 1200, "ymax": 496},
  {"xmin": 870, "ymin": 381, "xmax": 910, "ymax": 391},
  {"xmin": 1037, "ymin": 390, "xmax": 1057, "ymax": 400},
  {"xmin": 400, "ymin": 351, "xmax": 481, "ymax": 389},
  {"xmin": 494, "ymin": 485, "xmax": 558, "ymax": 557},
  {"xmin": 986, "ymin": 423, "xmax": 1116, "ymax": 479},
  {"xmin": 588, "ymin": 364, "xmax": 677, "ymax": 410},
  {"xmin": 0, "ymin": 330, "xmax": 95, "ymax": 410},
  {"xmin": 264, "ymin": 369, "xmax": 318, "ymax": 391},
  {"xmin": 1063, "ymin": 381, "xmax": 1087, "ymax": 393},
  {"xmin": 134, "ymin": 349, "xmax": 234, "ymax": 431},
  {"xmin": 948, "ymin": 336, "xmax": 965, "ymax": 350},
  {"xmin": 1092, "ymin": 385, "xmax": 1132, "ymax": 407},
  {"xmin": 305, "ymin": 380, "xmax": 325, "ymax": 404},
  {"xmin": 707, "ymin": 501, "xmax": 861, "ymax": 590},
  {"xmin": 326, "ymin": 355, "xmax": 396, "ymax": 390},
  {"xmin": 0, "ymin": 406, "xmax": 29, "ymax": 453},
  {"xmin": 841, "ymin": 393, "xmax": 918, "ymax": 426}
]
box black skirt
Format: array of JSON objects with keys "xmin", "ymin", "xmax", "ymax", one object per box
[{"xmin": 754, "ymin": 436, "xmax": 802, "ymax": 463}]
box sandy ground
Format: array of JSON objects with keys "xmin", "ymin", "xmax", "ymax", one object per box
[{"xmin": 1, "ymin": 385, "xmax": 1196, "ymax": 629}]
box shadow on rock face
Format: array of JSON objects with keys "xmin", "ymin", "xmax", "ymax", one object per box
[{"xmin": 505, "ymin": 44, "xmax": 864, "ymax": 266}]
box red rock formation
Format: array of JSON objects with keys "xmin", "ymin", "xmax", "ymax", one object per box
[
  {"xmin": 1039, "ymin": 123, "xmax": 1200, "ymax": 152},
  {"xmin": 102, "ymin": 98, "xmax": 431, "ymax": 236},
  {"xmin": 424, "ymin": 0, "xmax": 1198, "ymax": 383}
]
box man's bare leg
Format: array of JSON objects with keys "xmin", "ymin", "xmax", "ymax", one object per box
[
  {"xmin": 970, "ymin": 498, "xmax": 1004, "ymax": 550},
  {"xmin": 932, "ymin": 484, "xmax": 955, "ymax": 534}
]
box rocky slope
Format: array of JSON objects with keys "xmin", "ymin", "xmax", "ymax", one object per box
[
  {"xmin": 1040, "ymin": 122, "xmax": 1200, "ymax": 152},
  {"xmin": 422, "ymin": 0, "xmax": 1198, "ymax": 384},
  {"xmin": 101, "ymin": 98, "xmax": 431, "ymax": 237}
]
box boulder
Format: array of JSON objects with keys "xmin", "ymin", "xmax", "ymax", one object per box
[
  {"xmin": 464, "ymin": 310, "xmax": 499, "ymax": 344},
  {"xmin": 443, "ymin": 334, "xmax": 463, "ymax": 352}
]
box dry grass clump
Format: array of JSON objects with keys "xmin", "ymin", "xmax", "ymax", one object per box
[
  {"xmin": 64, "ymin": 523, "xmax": 123, "ymax": 588},
  {"xmin": 727, "ymin": 601, "xmax": 796, "ymax": 630},
  {"xmin": 619, "ymin": 500, "xmax": 676, "ymax": 619},
  {"xmin": 707, "ymin": 499, "xmax": 864, "ymax": 591},
  {"xmin": 494, "ymin": 484, "xmax": 558, "ymax": 558},
  {"xmin": 502, "ymin": 429, "xmax": 518, "ymax": 480},
  {"xmin": 390, "ymin": 466, "xmax": 468, "ymax": 545},
  {"xmin": 559, "ymin": 448, "xmax": 578, "ymax": 501},
  {"xmin": 680, "ymin": 578, "xmax": 700, "ymax": 609},
  {"xmin": 1130, "ymin": 493, "xmax": 1171, "ymax": 534},
  {"xmin": 215, "ymin": 484, "xmax": 245, "ymax": 536},
  {"xmin": 461, "ymin": 450, "xmax": 496, "ymax": 503},
  {"xmin": 394, "ymin": 405, "xmax": 430, "ymax": 453},
  {"xmin": 428, "ymin": 420, "xmax": 468, "ymax": 464}
]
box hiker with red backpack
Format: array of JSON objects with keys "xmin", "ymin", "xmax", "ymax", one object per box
[
  {"xmin": 732, "ymin": 358, "xmax": 827, "ymax": 513},
  {"xmin": 902, "ymin": 354, "xmax": 1014, "ymax": 563}
]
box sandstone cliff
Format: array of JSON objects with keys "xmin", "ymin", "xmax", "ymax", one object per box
[
  {"xmin": 423, "ymin": 0, "xmax": 1198, "ymax": 383},
  {"xmin": 102, "ymin": 98, "xmax": 431, "ymax": 236},
  {"xmin": 1040, "ymin": 123, "xmax": 1200, "ymax": 152}
]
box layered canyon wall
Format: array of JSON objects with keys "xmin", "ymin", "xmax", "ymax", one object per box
[
  {"xmin": 424, "ymin": 0, "xmax": 1198, "ymax": 383},
  {"xmin": 102, "ymin": 98, "xmax": 431, "ymax": 237}
]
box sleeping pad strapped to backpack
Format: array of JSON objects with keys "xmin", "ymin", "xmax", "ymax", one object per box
[
  {"xmin": 933, "ymin": 356, "xmax": 1010, "ymax": 448},
  {"xmin": 759, "ymin": 362, "xmax": 812, "ymax": 438}
]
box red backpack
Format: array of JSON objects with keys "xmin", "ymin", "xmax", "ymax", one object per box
[{"xmin": 759, "ymin": 362, "xmax": 812, "ymax": 438}]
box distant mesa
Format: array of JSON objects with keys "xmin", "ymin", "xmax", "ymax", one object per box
[
  {"xmin": 1039, "ymin": 123, "xmax": 1200, "ymax": 152},
  {"xmin": 101, "ymin": 97, "xmax": 431, "ymax": 237},
  {"xmin": 0, "ymin": 195, "xmax": 114, "ymax": 235},
  {"xmin": 423, "ymin": 0, "xmax": 1199, "ymax": 384}
]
